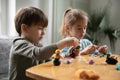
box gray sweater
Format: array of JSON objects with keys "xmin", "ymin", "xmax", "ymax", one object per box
[{"xmin": 9, "ymin": 37, "xmax": 58, "ymax": 80}]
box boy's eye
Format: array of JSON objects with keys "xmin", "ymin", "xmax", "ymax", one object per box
[
  {"xmin": 38, "ymin": 27, "xmax": 44, "ymax": 30},
  {"xmin": 38, "ymin": 27, "xmax": 46, "ymax": 31}
]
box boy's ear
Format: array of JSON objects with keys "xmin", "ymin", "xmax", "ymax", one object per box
[{"xmin": 21, "ymin": 24, "xmax": 28, "ymax": 32}]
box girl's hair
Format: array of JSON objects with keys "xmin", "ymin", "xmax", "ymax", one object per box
[
  {"xmin": 61, "ymin": 8, "xmax": 89, "ymax": 38},
  {"xmin": 14, "ymin": 7, "xmax": 48, "ymax": 36}
]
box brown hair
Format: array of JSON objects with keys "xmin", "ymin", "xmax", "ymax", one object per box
[
  {"xmin": 61, "ymin": 8, "xmax": 89, "ymax": 38},
  {"xmin": 14, "ymin": 7, "xmax": 48, "ymax": 36}
]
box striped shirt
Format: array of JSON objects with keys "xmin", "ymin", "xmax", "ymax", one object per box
[{"xmin": 61, "ymin": 39, "xmax": 96, "ymax": 57}]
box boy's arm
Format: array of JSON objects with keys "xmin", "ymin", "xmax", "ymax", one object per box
[
  {"xmin": 56, "ymin": 37, "xmax": 79, "ymax": 49},
  {"xmin": 13, "ymin": 37, "xmax": 79, "ymax": 60},
  {"xmin": 12, "ymin": 39, "xmax": 57, "ymax": 60}
]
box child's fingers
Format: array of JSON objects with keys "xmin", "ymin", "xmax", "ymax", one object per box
[{"xmin": 73, "ymin": 38, "xmax": 80, "ymax": 48}]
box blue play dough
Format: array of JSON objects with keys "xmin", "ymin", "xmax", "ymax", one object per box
[
  {"xmin": 94, "ymin": 50, "xmax": 99, "ymax": 55},
  {"xmin": 116, "ymin": 64, "xmax": 120, "ymax": 70}
]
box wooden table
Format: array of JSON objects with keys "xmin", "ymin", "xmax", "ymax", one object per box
[{"xmin": 26, "ymin": 55, "xmax": 120, "ymax": 80}]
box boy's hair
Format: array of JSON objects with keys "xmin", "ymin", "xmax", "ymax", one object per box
[
  {"xmin": 61, "ymin": 8, "xmax": 89, "ymax": 38},
  {"xmin": 14, "ymin": 7, "xmax": 48, "ymax": 36}
]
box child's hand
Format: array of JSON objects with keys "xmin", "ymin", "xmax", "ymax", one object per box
[
  {"xmin": 85, "ymin": 45, "xmax": 96, "ymax": 52},
  {"xmin": 56, "ymin": 37, "xmax": 79, "ymax": 49},
  {"xmin": 98, "ymin": 45, "xmax": 108, "ymax": 54},
  {"xmin": 66, "ymin": 46, "xmax": 80, "ymax": 58},
  {"xmin": 80, "ymin": 45, "xmax": 97, "ymax": 55}
]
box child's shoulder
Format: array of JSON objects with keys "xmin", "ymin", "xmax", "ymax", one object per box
[
  {"xmin": 80, "ymin": 39, "xmax": 91, "ymax": 43},
  {"xmin": 13, "ymin": 37, "xmax": 43, "ymax": 47},
  {"xmin": 80, "ymin": 39, "xmax": 92, "ymax": 45},
  {"xmin": 13, "ymin": 37, "xmax": 30, "ymax": 45}
]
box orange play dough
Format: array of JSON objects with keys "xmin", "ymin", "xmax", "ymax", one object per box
[{"xmin": 75, "ymin": 69, "xmax": 100, "ymax": 80}]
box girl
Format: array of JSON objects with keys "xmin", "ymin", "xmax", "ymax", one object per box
[{"xmin": 60, "ymin": 8, "xmax": 108, "ymax": 56}]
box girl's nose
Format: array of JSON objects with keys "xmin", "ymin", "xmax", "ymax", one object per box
[{"xmin": 81, "ymin": 28, "xmax": 84, "ymax": 33}]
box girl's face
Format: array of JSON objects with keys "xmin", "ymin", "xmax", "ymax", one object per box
[
  {"xmin": 24, "ymin": 24, "xmax": 46, "ymax": 45},
  {"xmin": 68, "ymin": 19, "xmax": 88, "ymax": 40}
]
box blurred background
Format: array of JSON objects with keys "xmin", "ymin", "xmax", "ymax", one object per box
[{"xmin": 0, "ymin": 0, "xmax": 120, "ymax": 54}]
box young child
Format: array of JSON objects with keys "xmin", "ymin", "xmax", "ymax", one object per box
[
  {"xmin": 60, "ymin": 8, "xmax": 108, "ymax": 57},
  {"xmin": 9, "ymin": 7, "xmax": 79, "ymax": 80}
]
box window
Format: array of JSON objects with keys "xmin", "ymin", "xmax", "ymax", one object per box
[
  {"xmin": 0, "ymin": 0, "xmax": 16, "ymax": 37},
  {"xmin": 0, "ymin": 0, "xmax": 53, "ymax": 45},
  {"xmin": 0, "ymin": 0, "xmax": 2, "ymax": 36}
]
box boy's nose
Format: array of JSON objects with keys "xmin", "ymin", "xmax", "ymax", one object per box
[
  {"xmin": 39, "ymin": 30, "xmax": 45, "ymax": 36},
  {"xmin": 41, "ymin": 30, "xmax": 45, "ymax": 35}
]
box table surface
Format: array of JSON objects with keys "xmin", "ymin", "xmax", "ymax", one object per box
[{"xmin": 26, "ymin": 54, "xmax": 120, "ymax": 80}]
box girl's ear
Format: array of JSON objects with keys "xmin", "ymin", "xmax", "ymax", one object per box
[
  {"xmin": 21, "ymin": 24, "xmax": 28, "ymax": 33},
  {"xmin": 64, "ymin": 25, "xmax": 70, "ymax": 36},
  {"xmin": 65, "ymin": 24, "xmax": 70, "ymax": 31}
]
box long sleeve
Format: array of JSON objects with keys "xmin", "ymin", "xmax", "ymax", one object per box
[
  {"xmin": 12, "ymin": 38, "xmax": 58, "ymax": 60},
  {"xmin": 9, "ymin": 37, "xmax": 58, "ymax": 80},
  {"xmin": 61, "ymin": 39, "xmax": 93, "ymax": 57}
]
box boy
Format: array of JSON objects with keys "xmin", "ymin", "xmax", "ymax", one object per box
[{"xmin": 9, "ymin": 7, "xmax": 79, "ymax": 80}]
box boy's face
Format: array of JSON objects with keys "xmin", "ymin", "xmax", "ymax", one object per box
[
  {"xmin": 24, "ymin": 24, "xmax": 45, "ymax": 44},
  {"xmin": 68, "ymin": 19, "xmax": 88, "ymax": 40}
]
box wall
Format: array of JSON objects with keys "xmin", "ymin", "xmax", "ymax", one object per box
[
  {"xmin": 0, "ymin": 0, "xmax": 8, "ymax": 36},
  {"xmin": 52, "ymin": 0, "xmax": 89, "ymax": 42},
  {"xmin": 109, "ymin": 0, "xmax": 120, "ymax": 54},
  {"xmin": 53, "ymin": 0, "xmax": 120, "ymax": 54},
  {"xmin": 89, "ymin": 0, "xmax": 120, "ymax": 54}
]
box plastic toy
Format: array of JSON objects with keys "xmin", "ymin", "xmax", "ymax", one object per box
[
  {"xmin": 69, "ymin": 45, "xmax": 80, "ymax": 58},
  {"xmin": 51, "ymin": 49, "xmax": 63, "ymax": 66},
  {"xmin": 94, "ymin": 50, "xmax": 99, "ymax": 55},
  {"xmin": 88, "ymin": 58, "xmax": 95, "ymax": 64},
  {"xmin": 116, "ymin": 64, "xmax": 120, "ymax": 70},
  {"xmin": 64, "ymin": 58, "xmax": 74, "ymax": 64},
  {"xmin": 106, "ymin": 54, "xmax": 118, "ymax": 65},
  {"xmin": 99, "ymin": 54, "xmax": 104, "ymax": 58}
]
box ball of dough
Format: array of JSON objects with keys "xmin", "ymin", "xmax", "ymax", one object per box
[{"xmin": 75, "ymin": 69, "xmax": 100, "ymax": 80}]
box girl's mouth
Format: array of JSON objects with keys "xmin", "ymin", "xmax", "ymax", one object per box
[{"xmin": 39, "ymin": 37, "xmax": 43, "ymax": 40}]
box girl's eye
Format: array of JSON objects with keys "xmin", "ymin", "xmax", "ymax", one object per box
[
  {"xmin": 78, "ymin": 28, "xmax": 82, "ymax": 30},
  {"xmin": 84, "ymin": 27, "xmax": 86, "ymax": 30},
  {"xmin": 77, "ymin": 27, "xmax": 86, "ymax": 30},
  {"xmin": 77, "ymin": 27, "xmax": 83, "ymax": 30}
]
